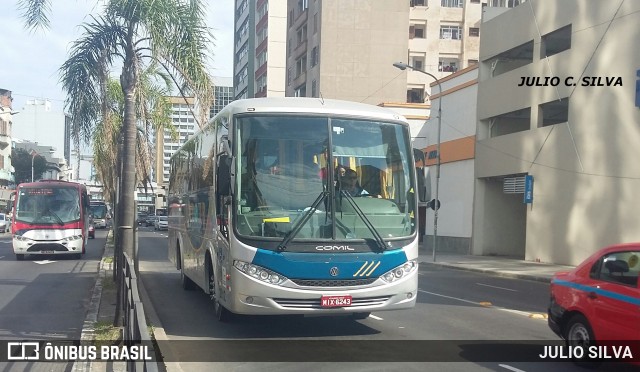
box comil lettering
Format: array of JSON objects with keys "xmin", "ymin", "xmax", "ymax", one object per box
[{"xmin": 315, "ymin": 245, "xmax": 354, "ymax": 251}]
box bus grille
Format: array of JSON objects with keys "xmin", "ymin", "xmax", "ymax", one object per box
[
  {"xmin": 27, "ymin": 243, "xmax": 70, "ymax": 252},
  {"xmin": 273, "ymin": 296, "xmax": 391, "ymax": 309},
  {"xmin": 290, "ymin": 278, "xmax": 377, "ymax": 287}
]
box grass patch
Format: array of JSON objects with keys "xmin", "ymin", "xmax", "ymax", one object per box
[
  {"xmin": 93, "ymin": 321, "xmax": 122, "ymax": 348},
  {"xmin": 103, "ymin": 256, "xmax": 114, "ymax": 264}
]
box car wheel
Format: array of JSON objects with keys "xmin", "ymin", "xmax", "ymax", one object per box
[
  {"xmin": 208, "ymin": 260, "xmax": 231, "ymax": 322},
  {"xmin": 564, "ymin": 314, "xmax": 601, "ymax": 368}
]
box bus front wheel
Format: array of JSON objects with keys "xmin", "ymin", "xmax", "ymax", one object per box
[
  {"xmin": 208, "ymin": 261, "xmax": 231, "ymax": 322},
  {"xmin": 16, "ymin": 254, "xmax": 24, "ymax": 261}
]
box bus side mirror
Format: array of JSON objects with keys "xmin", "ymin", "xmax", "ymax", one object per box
[
  {"xmin": 413, "ymin": 149, "xmax": 431, "ymax": 203},
  {"xmin": 216, "ymin": 155, "xmax": 232, "ymax": 196}
]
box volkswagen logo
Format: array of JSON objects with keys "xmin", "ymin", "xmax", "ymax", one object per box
[{"xmin": 329, "ymin": 267, "xmax": 339, "ymax": 277}]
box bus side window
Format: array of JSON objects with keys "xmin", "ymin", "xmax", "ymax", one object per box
[{"xmin": 216, "ymin": 154, "xmax": 232, "ymax": 239}]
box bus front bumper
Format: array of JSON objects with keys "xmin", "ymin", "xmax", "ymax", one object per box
[
  {"xmin": 224, "ymin": 269, "xmax": 418, "ymax": 316},
  {"xmin": 13, "ymin": 234, "xmax": 84, "ymax": 256}
]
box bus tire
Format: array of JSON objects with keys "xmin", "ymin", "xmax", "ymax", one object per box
[
  {"xmin": 351, "ymin": 312, "xmax": 371, "ymax": 320},
  {"xmin": 73, "ymin": 253, "xmax": 82, "ymax": 260},
  {"xmin": 16, "ymin": 254, "xmax": 24, "ymax": 261},
  {"xmin": 208, "ymin": 261, "xmax": 231, "ymax": 322},
  {"xmin": 181, "ymin": 267, "xmax": 196, "ymax": 290}
]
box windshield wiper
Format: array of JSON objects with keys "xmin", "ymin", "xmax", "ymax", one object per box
[
  {"xmin": 339, "ymin": 190, "xmax": 388, "ymax": 251},
  {"xmin": 34, "ymin": 209, "xmax": 65, "ymax": 225},
  {"xmin": 277, "ymin": 191, "xmax": 328, "ymax": 251}
]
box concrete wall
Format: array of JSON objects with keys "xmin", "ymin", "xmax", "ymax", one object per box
[{"xmin": 475, "ymin": 0, "xmax": 640, "ymax": 265}]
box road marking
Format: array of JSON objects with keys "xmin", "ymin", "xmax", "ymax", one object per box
[
  {"xmin": 34, "ymin": 260, "xmax": 56, "ymax": 265},
  {"xmin": 499, "ymin": 364, "xmax": 527, "ymax": 372},
  {"xmin": 418, "ymin": 289, "xmax": 546, "ymax": 320},
  {"xmin": 369, "ymin": 314, "xmax": 383, "ymax": 320},
  {"xmin": 476, "ymin": 282, "xmax": 518, "ymax": 292}
]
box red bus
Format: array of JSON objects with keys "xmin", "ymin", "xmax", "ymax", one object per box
[{"xmin": 12, "ymin": 180, "xmax": 91, "ymax": 260}]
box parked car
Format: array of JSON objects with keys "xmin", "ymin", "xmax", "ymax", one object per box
[
  {"xmin": 137, "ymin": 213, "xmax": 148, "ymax": 225},
  {"xmin": 548, "ymin": 243, "xmax": 640, "ymax": 366},
  {"xmin": 145, "ymin": 215, "xmax": 157, "ymax": 227},
  {"xmin": 154, "ymin": 216, "xmax": 168, "ymax": 231},
  {"xmin": 0, "ymin": 213, "xmax": 9, "ymax": 233}
]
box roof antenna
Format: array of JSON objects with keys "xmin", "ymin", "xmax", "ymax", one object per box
[{"xmin": 319, "ymin": 92, "xmax": 325, "ymax": 105}]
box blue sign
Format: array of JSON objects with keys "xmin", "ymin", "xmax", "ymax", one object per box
[
  {"xmin": 524, "ymin": 175, "xmax": 534, "ymax": 204},
  {"xmin": 636, "ymin": 69, "xmax": 640, "ymax": 108}
]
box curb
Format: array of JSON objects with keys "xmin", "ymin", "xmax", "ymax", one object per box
[
  {"xmin": 419, "ymin": 260, "xmax": 553, "ymax": 283},
  {"xmin": 72, "ymin": 237, "xmax": 110, "ymax": 372},
  {"xmin": 137, "ymin": 273, "xmax": 182, "ymax": 372}
]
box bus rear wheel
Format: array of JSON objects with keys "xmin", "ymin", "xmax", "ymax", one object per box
[{"xmin": 208, "ymin": 262, "xmax": 231, "ymax": 322}]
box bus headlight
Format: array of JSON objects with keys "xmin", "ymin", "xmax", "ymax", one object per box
[
  {"xmin": 381, "ymin": 259, "xmax": 417, "ymax": 283},
  {"xmin": 63, "ymin": 235, "xmax": 83, "ymax": 241},
  {"xmin": 14, "ymin": 234, "xmax": 29, "ymax": 241},
  {"xmin": 234, "ymin": 260, "xmax": 287, "ymax": 286}
]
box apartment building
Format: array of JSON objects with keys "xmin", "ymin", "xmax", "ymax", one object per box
[
  {"xmin": 233, "ymin": 0, "xmax": 287, "ymax": 99},
  {"xmin": 0, "ymin": 89, "xmax": 15, "ymax": 186},
  {"xmin": 473, "ymin": 0, "xmax": 640, "ymax": 265},
  {"xmin": 155, "ymin": 96, "xmax": 197, "ymax": 186},
  {"xmin": 405, "ymin": 0, "xmax": 483, "ymax": 103},
  {"xmin": 284, "ymin": 0, "xmax": 408, "ymax": 104},
  {"xmin": 210, "ymin": 77, "xmax": 235, "ymax": 118}
]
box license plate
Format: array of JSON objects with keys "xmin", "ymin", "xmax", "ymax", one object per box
[{"xmin": 320, "ymin": 295, "xmax": 352, "ymax": 308}]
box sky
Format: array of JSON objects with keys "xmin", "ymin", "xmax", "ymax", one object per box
[{"xmin": 0, "ymin": 0, "xmax": 234, "ymax": 113}]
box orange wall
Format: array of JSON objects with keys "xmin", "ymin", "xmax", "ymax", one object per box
[{"xmin": 423, "ymin": 135, "xmax": 475, "ymax": 166}]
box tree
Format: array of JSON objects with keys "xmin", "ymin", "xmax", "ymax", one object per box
[
  {"xmin": 56, "ymin": 0, "xmax": 213, "ymax": 324},
  {"xmin": 11, "ymin": 148, "xmax": 48, "ymax": 184}
]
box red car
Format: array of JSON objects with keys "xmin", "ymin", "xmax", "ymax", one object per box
[{"xmin": 548, "ymin": 243, "xmax": 639, "ymax": 365}]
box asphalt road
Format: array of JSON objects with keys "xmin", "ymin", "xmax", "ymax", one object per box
[
  {"xmin": 136, "ymin": 229, "xmax": 634, "ymax": 372},
  {"xmin": 0, "ymin": 228, "xmax": 107, "ymax": 371}
]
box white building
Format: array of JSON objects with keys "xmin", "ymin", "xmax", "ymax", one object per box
[
  {"xmin": 0, "ymin": 89, "xmax": 16, "ymax": 186},
  {"xmin": 473, "ymin": 0, "xmax": 640, "ymax": 265}
]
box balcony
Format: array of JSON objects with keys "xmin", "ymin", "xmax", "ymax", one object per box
[
  {"xmin": 293, "ymin": 10, "xmax": 308, "ymax": 31},
  {"xmin": 292, "ymin": 71, "xmax": 307, "ymax": 90},
  {"xmin": 293, "ymin": 40, "xmax": 307, "ymax": 59},
  {"xmin": 0, "ymin": 133, "xmax": 9, "ymax": 148},
  {"xmin": 0, "ymin": 168, "xmax": 14, "ymax": 183}
]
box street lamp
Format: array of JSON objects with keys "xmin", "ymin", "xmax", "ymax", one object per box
[
  {"xmin": 31, "ymin": 150, "xmax": 37, "ymax": 182},
  {"xmin": 393, "ymin": 62, "xmax": 442, "ymax": 262},
  {"xmin": 31, "ymin": 148, "xmax": 56, "ymax": 182}
]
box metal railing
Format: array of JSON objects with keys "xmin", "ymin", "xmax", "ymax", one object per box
[{"xmin": 121, "ymin": 252, "xmax": 159, "ymax": 372}]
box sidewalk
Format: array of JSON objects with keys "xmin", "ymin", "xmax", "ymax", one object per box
[{"xmin": 417, "ymin": 249, "xmax": 575, "ymax": 283}]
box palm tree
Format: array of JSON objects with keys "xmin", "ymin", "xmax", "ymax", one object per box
[{"xmin": 59, "ymin": 0, "xmax": 213, "ymax": 271}]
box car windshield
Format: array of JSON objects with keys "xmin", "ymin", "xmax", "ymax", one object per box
[
  {"xmin": 158, "ymin": 216, "xmax": 168, "ymax": 222},
  {"xmin": 235, "ymin": 115, "xmax": 415, "ymax": 245}
]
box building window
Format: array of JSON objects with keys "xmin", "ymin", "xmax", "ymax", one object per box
[
  {"xmin": 297, "ymin": 0, "xmax": 308, "ymax": 14},
  {"xmin": 294, "ymin": 84, "xmax": 307, "ymax": 97},
  {"xmin": 411, "ymin": 24, "xmax": 426, "ymax": 39},
  {"xmin": 295, "ymin": 55, "xmax": 307, "ymax": 77},
  {"xmin": 438, "ymin": 58, "xmax": 458, "ymax": 72},
  {"xmin": 287, "ymin": 67, "xmax": 292, "ymax": 85},
  {"xmin": 407, "ymin": 88, "xmax": 424, "ymax": 103},
  {"xmin": 541, "ymin": 24, "xmax": 571, "ymax": 58},
  {"xmin": 311, "ymin": 80, "xmax": 317, "ymax": 97},
  {"xmin": 314, "ymin": 13, "xmax": 318, "ymax": 34},
  {"xmin": 410, "ymin": 0, "xmax": 426, "ymax": 6},
  {"xmin": 310, "ymin": 47, "xmax": 318, "ymax": 67},
  {"xmin": 468, "ymin": 59, "xmax": 478, "ymax": 65},
  {"xmin": 539, "ymin": 98, "xmax": 569, "ymax": 127},
  {"xmin": 256, "ymin": 50, "xmax": 267, "ymax": 67},
  {"xmin": 297, "ymin": 24, "xmax": 307, "ymax": 46},
  {"xmin": 470, "ymin": 0, "xmax": 480, "ymax": 3},
  {"xmin": 469, "ymin": 27, "xmax": 480, "ymax": 37},
  {"xmin": 410, "ymin": 55, "xmax": 425, "ymax": 70},
  {"xmin": 289, "ymin": 9, "xmax": 294, "ymax": 26},
  {"xmin": 441, "ymin": 0, "xmax": 462, "ymax": 7},
  {"xmin": 440, "ymin": 26, "xmax": 462, "ymax": 40}
]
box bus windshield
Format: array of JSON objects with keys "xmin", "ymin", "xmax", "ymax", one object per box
[
  {"xmin": 15, "ymin": 186, "xmax": 81, "ymax": 224},
  {"xmin": 236, "ymin": 115, "xmax": 415, "ymax": 243},
  {"xmin": 89, "ymin": 203, "xmax": 108, "ymax": 219}
]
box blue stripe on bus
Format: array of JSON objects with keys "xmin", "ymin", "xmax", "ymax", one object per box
[
  {"xmin": 552, "ymin": 279, "xmax": 640, "ymax": 306},
  {"xmin": 251, "ymin": 249, "xmax": 408, "ymax": 280}
]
